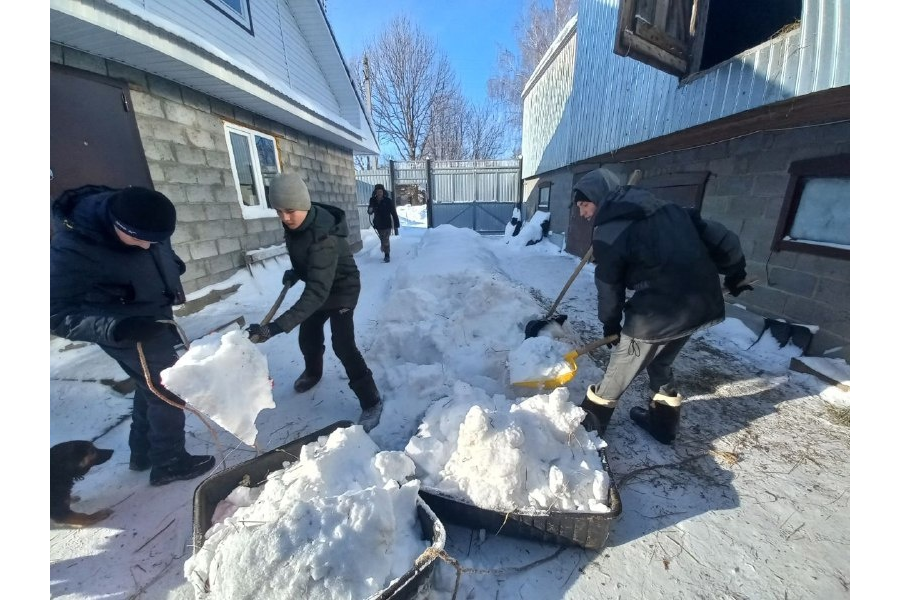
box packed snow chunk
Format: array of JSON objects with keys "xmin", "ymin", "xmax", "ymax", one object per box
[
  {"xmin": 406, "ymin": 382, "xmax": 611, "ymax": 514},
  {"xmin": 161, "ymin": 329, "xmax": 275, "ymax": 446},
  {"xmin": 508, "ymin": 335, "xmax": 574, "ymax": 384},
  {"xmin": 185, "ymin": 426, "xmax": 429, "ymax": 600}
]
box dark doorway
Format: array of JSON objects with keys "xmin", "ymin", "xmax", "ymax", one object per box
[
  {"xmin": 700, "ymin": 0, "xmax": 802, "ymax": 71},
  {"xmin": 50, "ymin": 64, "xmax": 153, "ymax": 201}
]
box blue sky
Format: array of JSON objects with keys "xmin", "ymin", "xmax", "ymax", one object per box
[{"xmin": 325, "ymin": 0, "xmax": 529, "ymax": 106}]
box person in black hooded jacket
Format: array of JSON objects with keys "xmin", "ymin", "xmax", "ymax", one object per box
[
  {"xmin": 572, "ymin": 168, "xmax": 752, "ymax": 445},
  {"xmin": 245, "ymin": 173, "xmax": 383, "ymax": 432},
  {"xmin": 367, "ymin": 184, "xmax": 400, "ymax": 262},
  {"xmin": 50, "ymin": 185, "xmax": 215, "ymax": 486}
]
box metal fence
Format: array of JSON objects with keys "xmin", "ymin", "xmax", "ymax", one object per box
[{"xmin": 356, "ymin": 159, "xmax": 522, "ymax": 234}]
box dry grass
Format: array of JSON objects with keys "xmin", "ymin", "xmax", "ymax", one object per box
[{"xmin": 825, "ymin": 403, "xmax": 850, "ymax": 427}]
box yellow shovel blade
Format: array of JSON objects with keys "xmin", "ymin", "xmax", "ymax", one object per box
[{"xmin": 511, "ymin": 350, "xmax": 579, "ymax": 389}]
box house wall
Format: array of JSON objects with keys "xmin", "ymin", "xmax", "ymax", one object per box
[
  {"xmin": 524, "ymin": 120, "xmax": 850, "ymax": 360},
  {"xmin": 522, "ymin": 0, "xmax": 850, "ymax": 179},
  {"xmin": 52, "ymin": 43, "xmax": 360, "ymax": 295}
]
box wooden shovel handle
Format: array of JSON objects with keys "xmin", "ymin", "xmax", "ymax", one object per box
[
  {"xmin": 261, "ymin": 283, "xmax": 291, "ymax": 325},
  {"xmin": 545, "ymin": 246, "xmax": 593, "ymax": 319},
  {"xmin": 571, "ymin": 334, "xmax": 621, "ymax": 357}
]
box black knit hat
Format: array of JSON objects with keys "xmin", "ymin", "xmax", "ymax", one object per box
[{"xmin": 108, "ymin": 187, "xmax": 176, "ymax": 242}]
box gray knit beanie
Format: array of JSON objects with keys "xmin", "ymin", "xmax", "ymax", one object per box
[{"xmin": 268, "ymin": 173, "xmax": 311, "ymax": 211}]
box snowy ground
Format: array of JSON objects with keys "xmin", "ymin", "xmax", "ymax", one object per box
[{"xmin": 49, "ymin": 209, "xmax": 850, "ymax": 599}]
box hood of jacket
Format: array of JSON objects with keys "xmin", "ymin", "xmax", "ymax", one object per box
[
  {"xmin": 51, "ymin": 185, "xmax": 121, "ymax": 246},
  {"xmin": 285, "ymin": 202, "xmax": 349, "ymax": 239}
]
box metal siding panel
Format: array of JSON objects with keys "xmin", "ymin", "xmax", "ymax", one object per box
[
  {"xmin": 831, "ymin": 0, "xmax": 850, "ymax": 88},
  {"xmin": 782, "ymin": 32, "xmax": 802, "ymax": 98},
  {"xmin": 796, "ymin": 0, "xmax": 821, "ymax": 95}
]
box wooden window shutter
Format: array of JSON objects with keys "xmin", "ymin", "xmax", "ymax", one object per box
[{"xmin": 614, "ymin": 0, "xmax": 706, "ymax": 78}]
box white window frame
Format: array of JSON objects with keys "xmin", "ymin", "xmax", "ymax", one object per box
[{"xmin": 223, "ymin": 122, "xmax": 280, "ymax": 220}]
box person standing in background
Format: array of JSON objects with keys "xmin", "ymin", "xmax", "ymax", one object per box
[{"xmin": 367, "ymin": 184, "xmax": 400, "ymax": 263}]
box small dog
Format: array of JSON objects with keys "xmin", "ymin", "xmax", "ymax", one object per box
[{"xmin": 50, "ymin": 440, "xmax": 114, "ymax": 527}]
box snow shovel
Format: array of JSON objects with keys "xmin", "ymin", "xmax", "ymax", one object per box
[
  {"xmin": 512, "ymin": 334, "xmax": 620, "ymax": 389},
  {"xmin": 524, "ymin": 170, "xmax": 644, "ymax": 339},
  {"xmin": 248, "ymin": 283, "xmax": 291, "ymax": 343}
]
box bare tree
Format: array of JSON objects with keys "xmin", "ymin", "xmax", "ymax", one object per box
[
  {"xmin": 363, "ymin": 15, "xmax": 458, "ymax": 160},
  {"xmin": 488, "ymin": 0, "xmax": 577, "ymax": 153},
  {"xmin": 464, "ymin": 101, "xmax": 507, "ymax": 160}
]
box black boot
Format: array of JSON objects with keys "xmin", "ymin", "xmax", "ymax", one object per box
[
  {"xmin": 293, "ymin": 353, "xmax": 324, "ymax": 393},
  {"xmin": 383, "ymin": 253, "xmax": 390, "ymax": 263},
  {"xmin": 150, "ymin": 452, "xmax": 215, "ymax": 486},
  {"xmin": 349, "ymin": 371, "xmax": 383, "ymax": 432},
  {"xmin": 129, "ymin": 454, "xmax": 151, "ymax": 472},
  {"xmin": 629, "ymin": 392, "xmax": 682, "ymax": 445},
  {"xmin": 580, "ymin": 385, "xmax": 617, "ymax": 436}
]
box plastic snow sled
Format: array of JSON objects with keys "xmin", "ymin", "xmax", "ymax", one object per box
[
  {"xmin": 418, "ymin": 447, "xmax": 621, "ymax": 550},
  {"xmin": 192, "ymin": 420, "xmax": 447, "ymax": 600}
]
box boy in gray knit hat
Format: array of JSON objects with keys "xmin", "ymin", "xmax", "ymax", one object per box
[{"xmin": 246, "ymin": 173, "xmax": 383, "ymax": 432}]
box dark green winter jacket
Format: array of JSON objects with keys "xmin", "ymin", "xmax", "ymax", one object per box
[
  {"xmin": 574, "ymin": 170, "xmax": 746, "ymax": 343},
  {"xmin": 273, "ymin": 203, "xmax": 361, "ymax": 333}
]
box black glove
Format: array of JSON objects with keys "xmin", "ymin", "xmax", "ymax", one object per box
[
  {"xmin": 247, "ymin": 322, "xmax": 284, "ymax": 343},
  {"xmin": 603, "ymin": 325, "xmax": 621, "ymax": 349},
  {"xmin": 114, "ymin": 317, "xmax": 170, "ymax": 343},
  {"xmin": 393, "ymin": 228, "xmax": 399, "ymax": 236},
  {"xmin": 724, "ymin": 272, "xmax": 754, "ymax": 297},
  {"xmin": 282, "ymin": 269, "xmax": 299, "ymax": 287}
]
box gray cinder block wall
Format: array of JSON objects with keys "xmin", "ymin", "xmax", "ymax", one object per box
[
  {"xmin": 522, "ymin": 121, "xmax": 850, "ymax": 360},
  {"xmin": 52, "ymin": 43, "xmax": 361, "ymax": 295}
]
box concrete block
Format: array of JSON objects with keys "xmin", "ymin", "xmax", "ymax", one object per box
[
  {"xmin": 740, "ymin": 285, "xmax": 788, "ymax": 315},
  {"xmin": 795, "ymin": 254, "xmax": 850, "ymax": 282},
  {"xmin": 767, "ymin": 266, "xmax": 818, "ymax": 296},
  {"xmin": 185, "ymin": 129, "xmax": 219, "ymax": 151},
  {"xmin": 162, "ymin": 164, "xmax": 199, "ymax": 184},
  {"xmin": 184, "ymin": 186, "xmax": 217, "ymax": 205},
  {"xmin": 162, "ymin": 100, "xmax": 199, "ymax": 127},
  {"xmin": 176, "ymin": 203, "xmax": 208, "ymax": 223},
  {"xmin": 189, "ymin": 240, "xmax": 219, "ymax": 260},
  {"xmin": 155, "ymin": 183, "xmax": 188, "ymax": 204},
  {"xmin": 147, "ymin": 120, "xmax": 189, "ymax": 145},
  {"xmin": 217, "ymin": 237, "xmax": 242, "ymax": 255},
  {"xmin": 148, "ymin": 163, "xmax": 165, "ymax": 182},
  {"xmin": 63, "ymin": 48, "xmax": 107, "ymax": 75},
  {"xmin": 108, "ymin": 62, "xmax": 148, "ymax": 89},
  {"xmin": 813, "ymin": 278, "xmax": 850, "ymax": 310},
  {"xmin": 174, "ymin": 145, "xmax": 207, "ymax": 166},
  {"xmin": 182, "ymin": 87, "xmax": 211, "ymax": 113},
  {"xmin": 745, "ymin": 149, "xmax": 792, "ymax": 173},
  {"xmin": 196, "ymin": 166, "xmax": 225, "ymax": 186},
  {"xmin": 205, "ymin": 150, "xmax": 232, "ymax": 170},
  {"xmin": 142, "ymin": 140, "xmax": 175, "ymax": 162},
  {"xmin": 210, "ymin": 98, "xmax": 235, "ymax": 119},
  {"xmin": 752, "ymin": 173, "xmax": 789, "ymax": 196},
  {"xmin": 716, "ymin": 175, "xmax": 755, "ymax": 197},
  {"xmin": 146, "ymin": 74, "xmax": 183, "ymax": 103}
]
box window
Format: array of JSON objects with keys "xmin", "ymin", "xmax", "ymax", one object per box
[
  {"xmin": 538, "ymin": 184, "xmax": 551, "ymax": 230},
  {"xmin": 772, "ymin": 154, "xmax": 849, "ymax": 260},
  {"xmin": 224, "ymin": 123, "xmax": 281, "ymax": 219},
  {"xmin": 614, "ymin": 0, "xmax": 801, "ymax": 79},
  {"xmin": 205, "ymin": 0, "xmax": 253, "ymax": 34}
]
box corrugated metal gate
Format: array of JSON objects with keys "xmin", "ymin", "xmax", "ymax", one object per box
[{"xmin": 356, "ymin": 159, "xmax": 522, "ymax": 234}]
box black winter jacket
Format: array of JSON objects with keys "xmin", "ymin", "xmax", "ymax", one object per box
[
  {"xmin": 574, "ymin": 177, "xmax": 746, "ymax": 343},
  {"xmin": 367, "ymin": 193, "xmax": 400, "ymax": 231},
  {"xmin": 273, "ymin": 203, "xmax": 362, "ymax": 332},
  {"xmin": 50, "ymin": 186, "xmax": 187, "ymax": 348}
]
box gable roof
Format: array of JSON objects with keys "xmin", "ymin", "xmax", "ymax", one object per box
[{"xmin": 50, "ymin": 0, "xmax": 379, "ymax": 154}]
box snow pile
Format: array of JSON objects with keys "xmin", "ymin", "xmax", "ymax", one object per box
[
  {"xmin": 405, "ymin": 382, "xmax": 612, "ymax": 513},
  {"xmin": 508, "ymin": 335, "xmax": 575, "ymax": 384},
  {"xmin": 161, "ymin": 329, "xmax": 274, "ymax": 446},
  {"xmin": 184, "ymin": 426, "xmax": 429, "ymax": 600},
  {"xmin": 504, "ymin": 210, "xmax": 550, "ymax": 247}
]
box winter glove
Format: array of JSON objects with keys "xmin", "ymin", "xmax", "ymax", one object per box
[
  {"xmin": 603, "ymin": 325, "xmax": 621, "ymax": 349},
  {"xmin": 282, "ymin": 269, "xmax": 299, "ymax": 287},
  {"xmin": 247, "ymin": 322, "xmax": 284, "ymax": 344},
  {"xmin": 724, "ymin": 272, "xmax": 754, "ymax": 297},
  {"xmin": 393, "ymin": 228, "xmax": 399, "ymax": 236},
  {"xmin": 114, "ymin": 317, "xmax": 170, "ymax": 343}
]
